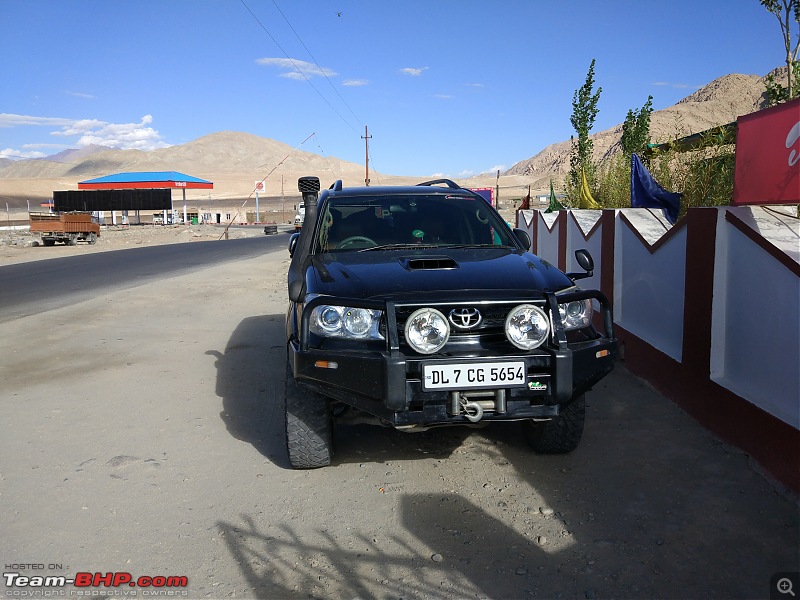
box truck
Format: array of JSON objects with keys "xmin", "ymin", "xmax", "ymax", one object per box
[
  {"xmin": 29, "ymin": 212, "xmax": 100, "ymax": 246},
  {"xmin": 293, "ymin": 204, "xmax": 306, "ymax": 232}
]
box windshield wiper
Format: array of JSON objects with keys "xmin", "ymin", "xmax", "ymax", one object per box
[{"xmin": 358, "ymin": 243, "xmax": 440, "ymax": 252}]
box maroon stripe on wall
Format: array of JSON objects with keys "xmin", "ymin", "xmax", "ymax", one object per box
[
  {"xmin": 682, "ymin": 208, "xmax": 717, "ymax": 377},
  {"xmin": 616, "ymin": 324, "xmax": 799, "ymax": 493},
  {"xmin": 600, "ymin": 210, "xmax": 615, "ymax": 304},
  {"xmin": 726, "ymin": 210, "xmax": 800, "ymax": 277},
  {"xmin": 558, "ymin": 211, "xmax": 567, "ymax": 272}
]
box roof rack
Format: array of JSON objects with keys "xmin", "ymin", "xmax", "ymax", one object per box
[{"xmin": 416, "ymin": 178, "xmax": 461, "ymax": 189}]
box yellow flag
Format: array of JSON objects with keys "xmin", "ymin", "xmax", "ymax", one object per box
[{"xmin": 578, "ymin": 168, "xmax": 601, "ymax": 209}]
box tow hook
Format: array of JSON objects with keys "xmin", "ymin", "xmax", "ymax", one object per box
[{"xmin": 460, "ymin": 397, "xmax": 484, "ymax": 423}]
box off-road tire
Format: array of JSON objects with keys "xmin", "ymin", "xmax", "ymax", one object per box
[
  {"xmin": 87, "ymin": 232, "xmax": 97, "ymax": 244},
  {"xmin": 65, "ymin": 233, "xmax": 79, "ymax": 246},
  {"xmin": 284, "ymin": 362, "xmax": 333, "ymax": 468},
  {"xmin": 42, "ymin": 238, "xmax": 56, "ymax": 247},
  {"xmin": 524, "ymin": 394, "xmax": 585, "ymax": 454}
]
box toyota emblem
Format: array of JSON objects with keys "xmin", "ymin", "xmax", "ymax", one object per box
[{"xmin": 448, "ymin": 308, "xmax": 482, "ymax": 329}]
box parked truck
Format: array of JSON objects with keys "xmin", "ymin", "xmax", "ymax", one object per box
[{"xmin": 29, "ymin": 212, "xmax": 100, "ymax": 246}]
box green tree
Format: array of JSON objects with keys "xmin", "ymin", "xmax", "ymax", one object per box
[
  {"xmin": 764, "ymin": 61, "xmax": 800, "ymax": 105},
  {"xmin": 760, "ymin": 0, "xmax": 800, "ymax": 102},
  {"xmin": 568, "ymin": 59, "xmax": 602, "ymax": 195},
  {"xmin": 620, "ymin": 95, "xmax": 654, "ymax": 160}
]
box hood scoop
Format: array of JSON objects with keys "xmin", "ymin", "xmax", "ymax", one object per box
[{"xmin": 402, "ymin": 256, "xmax": 459, "ymax": 271}]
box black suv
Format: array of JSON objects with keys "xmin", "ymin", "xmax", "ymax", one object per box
[{"xmin": 285, "ymin": 176, "xmax": 617, "ymax": 468}]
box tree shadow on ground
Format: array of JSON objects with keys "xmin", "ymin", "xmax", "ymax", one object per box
[{"xmin": 215, "ymin": 367, "xmax": 799, "ymax": 598}]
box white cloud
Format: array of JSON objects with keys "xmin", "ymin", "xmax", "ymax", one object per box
[
  {"xmin": 653, "ymin": 81, "xmax": 691, "ymax": 89},
  {"xmin": 257, "ymin": 57, "xmax": 337, "ymax": 80},
  {"xmin": 0, "ymin": 113, "xmax": 170, "ymax": 158},
  {"xmin": 0, "ymin": 114, "xmax": 74, "ymax": 128},
  {"xmin": 465, "ymin": 83, "xmax": 484, "ymax": 88},
  {"xmin": 400, "ymin": 67, "xmax": 429, "ymax": 76},
  {"xmin": 65, "ymin": 90, "xmax": 95, "ymax": 99},
  {"xmin": 434, "ymin": 94, "xmax": 453, "ymax": 100},
  {"xmin": 0, "ymin": 147, "xmax": 47, "ymax": 159},
  {"xmin": 342, "ymin": 79, "xmax": 368, "ymax": 87},
  {"xmin": 484, "ymin": 165, "xmax": 506, "ymax": 174}
]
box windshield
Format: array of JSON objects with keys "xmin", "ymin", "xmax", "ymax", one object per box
[{"xmin": 317, "ymin": 193, "xmax": 518, "ymax": 252}]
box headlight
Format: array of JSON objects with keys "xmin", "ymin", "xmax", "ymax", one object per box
[
  {"xmin": 310, "ymin": 305, "xmax": 384, "ymax": 340},
  {"xmin": 558, "ymin": 299, "xmax": 593, "ymax": 330},
  {"xmin": 404, "ymin": 308, "xmax": 449, "ymax": 354},
  {"xmin": 505, "ymin": 304, "xmax": 550, "ymax": 350}
]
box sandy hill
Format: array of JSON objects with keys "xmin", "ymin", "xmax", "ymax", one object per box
[{"xmin": 504, "ymin": 71, "xmax": 773, "ymax": 188}]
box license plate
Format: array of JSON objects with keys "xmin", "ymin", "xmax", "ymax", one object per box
[{"xmin": 421, "ymin": 361, "xmax": 526, "ymax": 391}]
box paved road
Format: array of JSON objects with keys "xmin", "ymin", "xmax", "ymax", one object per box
[
  {"xmin": 1, "ymin": 246, "xmax": 797, "ymax": 599},
  {"xmin": 0, "ymin": 234, "xmax": 288, "ymax": 323}
]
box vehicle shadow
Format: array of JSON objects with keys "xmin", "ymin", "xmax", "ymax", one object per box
[
  {"xmin": 211, "ymin": 315, "xmax": 471, "ymax": 467},
  {"xmin": 206, "ymin": 314, "xmax": 289, "ymax": 466},
  {"xmin": 215, "ymin": 367, "xmax": 799, "ymax": 598},
  {"xmin": 331, "ymin": 412, "xmax": 469, "ymax": 466}
]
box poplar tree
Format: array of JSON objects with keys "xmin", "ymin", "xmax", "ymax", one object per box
[
  {"xmin": 760, "ymin": 0, "xmax": 800, "ymax": 102},
  {"xmin": 568, "ymin": 59, "xmax": 602, "ymax": 192},
  {"xmin": 621, "ymin": 95, "xmax": 654, "ymax": 160}
]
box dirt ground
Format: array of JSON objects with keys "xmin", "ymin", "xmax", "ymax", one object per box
[{"xmin": 1, "ymin": 232, "xmax": 798, "ymax": 599}]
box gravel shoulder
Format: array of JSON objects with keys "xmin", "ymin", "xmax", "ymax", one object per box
[
  {"xmin": 1, "ymin": 237, "xmax": 797, "ymax": 599},
  {"xmin": 0, "ymin": 223, "xmax": 269, "ymax": 266}
]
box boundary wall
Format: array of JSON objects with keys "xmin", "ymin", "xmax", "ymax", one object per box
[{"xmin": 517, "ymin": 206, "xmax": 800, "ymax": 492}]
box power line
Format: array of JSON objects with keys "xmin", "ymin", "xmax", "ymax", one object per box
[
  {"xmin": 239, "ymin": 0, "xmax": 359, "ymax": 133},
  {"xmin": 269, "ymin": 0, "xmax": 364, "ymax": 130}
]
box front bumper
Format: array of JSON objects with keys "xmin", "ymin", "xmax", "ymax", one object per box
[{"xmin": 289, "ymin": 292, "xmax": 617, "ymax": 427}]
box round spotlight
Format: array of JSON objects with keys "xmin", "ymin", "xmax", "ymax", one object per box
[
  {"xmin": 505, "ymin": 304, "xmax": 550, "ymax": 350},
  {"xmin": 404, "ymin": 308, "xmax": 450, "ymax": 354}
]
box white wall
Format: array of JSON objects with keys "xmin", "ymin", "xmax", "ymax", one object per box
[
  {"xmin": 615, "ymin": 219, "xmax": 686, "ymax": 362},
  {"xmin": 711, "ymin": 211, "xmax": 800, "ymax": 427}
]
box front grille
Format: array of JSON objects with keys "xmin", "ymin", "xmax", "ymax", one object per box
[{"xmin": 394, "ymin": 301, "xmax": 548, "ymax": 350}]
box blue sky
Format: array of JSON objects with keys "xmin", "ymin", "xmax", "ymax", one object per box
[{"xmin": 0, "ymin": 0, "xmax": 785, "ymax": 177}]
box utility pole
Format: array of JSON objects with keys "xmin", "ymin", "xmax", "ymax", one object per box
[
  {"xmin": 362, "ymin": 125, "xmax": 372, "ymax": 186},
  {"xmin": 495, "ymin": 169, "xmax": 500, "ymax": 208}
]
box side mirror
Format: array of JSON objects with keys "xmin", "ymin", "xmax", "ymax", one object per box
[
  {"xmin": 512, "ymin": 228, "xmax": 531, "ymax": 251},
  {"xmin": 288, "ymin": 232, "xmax": 299, "ymax": 257},
  {"xmin": 567, "ymin": 249, "xmax": 594, "ymax": 280}
]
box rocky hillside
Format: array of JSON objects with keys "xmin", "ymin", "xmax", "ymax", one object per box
[
  {"xmin": 504, "ymin": 71, "xmax": 774, "ymax": 188},
  {"xmin": 0, "ymin": 68, "xmax": 780, "ymax": 205}
]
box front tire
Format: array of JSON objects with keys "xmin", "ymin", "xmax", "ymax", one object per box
[
  {"xmin": 524, "ymin": 394, "xmax": 585, "ymax": 454},
  {"xmin": 284, "ymin": 362, "xmax": 333, "ymax": 468}
]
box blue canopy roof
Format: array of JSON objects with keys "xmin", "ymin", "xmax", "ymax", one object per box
[{"xmin": 80, "ymin": 171, "xmax": 212, "ymax": 185}]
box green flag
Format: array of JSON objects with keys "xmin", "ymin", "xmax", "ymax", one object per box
[{"xmin": 545, "ymin": 180, "xmax": 565, "ymax": 213}]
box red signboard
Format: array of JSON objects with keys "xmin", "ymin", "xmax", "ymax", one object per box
[{"xmin": 733, "ymin": 97, "xmax": 800, "ymax": 205}]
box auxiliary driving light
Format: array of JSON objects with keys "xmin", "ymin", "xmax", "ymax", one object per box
[
  {"xmin": 405, "ymin": 307, "xmax": 450, "ymax": 354},
  {"xmin": 505, "ymin": 304, "xmax": 550, "ymax": 350}
]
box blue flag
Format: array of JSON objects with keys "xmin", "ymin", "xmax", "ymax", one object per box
[{"xmin": 631, "ymin": 153, "xmax": 681, "ymax": 224}]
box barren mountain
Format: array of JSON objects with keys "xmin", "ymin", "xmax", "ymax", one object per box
[
  {"xmin": 504, "ymin": 71, "xmax": 773, "ymax": 188},
  {"xmin": 0, "ymin": 69, "xmax": 779, "ymax": 211}
]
